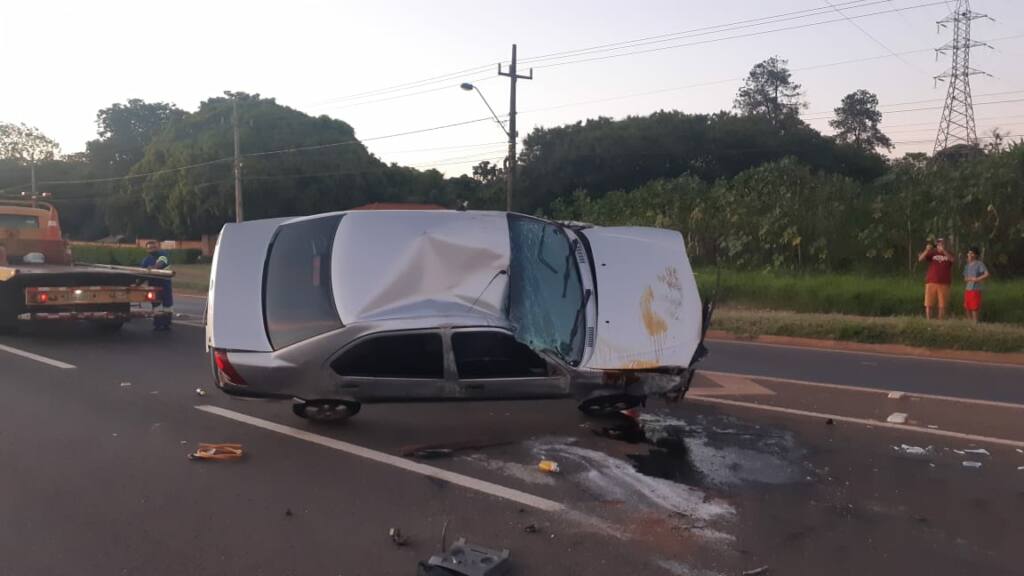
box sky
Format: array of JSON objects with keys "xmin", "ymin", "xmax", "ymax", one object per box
[{"xmin": 2, "ymin": 0, "xmax": 1024, "ymax": 177}]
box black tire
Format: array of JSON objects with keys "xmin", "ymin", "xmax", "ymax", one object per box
[
  {"xmin": 292, "ymin": 400, "xmax": 361, "ymax": 423},
  {"xmin": 577, "ymin": 394, "xmax": 643, "ymax": 417}
]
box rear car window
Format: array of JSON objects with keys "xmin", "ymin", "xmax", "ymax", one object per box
[
  {"xmin": 264, "ymin": 215, "xmax": 343, "ymax": 349},
  {"xmin": 331, "ymin": 333, "xmax": 444, "ymax": 379},
  {"xmin": 452, "ymin": 331, "xmax": 549, "ymax": 379},
  {"xmin": 0, "ymin": 214, "xmax": 40, "ymax": 229}
]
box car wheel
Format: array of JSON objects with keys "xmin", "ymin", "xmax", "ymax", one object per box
[
  {"xmin": 292, "ymin": 400, "xmax": 361, "ymax": 423},
  {"xmin": 577, "ymin": 394, "xmax": 643, "ymax": 417}
]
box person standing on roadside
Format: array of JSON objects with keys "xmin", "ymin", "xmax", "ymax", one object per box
[
  {"xmin": 918, "ymin": 237, "xmax": 954, "ymax": 320},
  {"xmin": 963, "ymin": 246, "xmax": 990, "ymax": 323}
]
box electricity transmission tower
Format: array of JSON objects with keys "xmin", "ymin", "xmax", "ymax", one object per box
[{"xmin": 933, "ymin": 0, "xmax": 992, "ymax": 153}]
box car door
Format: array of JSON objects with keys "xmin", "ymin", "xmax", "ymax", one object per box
[
  {"xmin": 450, "ymin": 329, "xmax": 571, "ymax": 399},
  {"xmin": 330, "ymin": 331, "xmax": 453, "ymax": 401}
]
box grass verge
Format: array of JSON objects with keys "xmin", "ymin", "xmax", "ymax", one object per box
[
  {"xmin": 172, "ymin": 264, "xmax": 211, "ymax": 294},
  {"xmin": 712, "ymin": 307, "xmax": 1024, "ymax": 354}
]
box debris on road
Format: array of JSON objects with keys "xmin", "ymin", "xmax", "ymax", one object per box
[
  {"xmin": 887, "ymin": 391, "xmax": 904, "ymax": 400},
  {"xmin": 927, "ymin": 425, "xmax": 939, "ymax": 429},
  {"xmin": 742, "ymin": 566, "xmax": 770, "ymax": 576},
  {"xmin": 522, "ymin": 523, "xmax": 538, "ymax": 534},
  {"xmin": 886, "ymin": 412, "xmax": 908, "ymax": 424},
  {"xmin": 410, "ymin": 448, "xmax": 455, "ymax": 460},
  {"xmin": 422, "ymin": 538, "xmax": 510, "ymax": 576},
  {"xmin": 962, "ymin": 448, "xmax": 990, "ymax": 456},
  {"xmin": 194, "ymin": 387, "xmax": 207, "ymax": 396},
  {"xmin": 825, "ymin": 418, "xmax": 834, "ymax": 426},
  {"xmin": 1016, "ymin": 448, "xmax": 1023, "ymax": 454},
  {"xmin": 893, "ymin": 444, "xmax": 931, "ymax": 456},
  {"xmin": 537, "ymin": 459, "xmax": 560, "ymax": 473},
  {"xmin": 400, "ymin": 439, "xmax": 515, "ymax": 459},
  {"xmin": 962, "ymin": 461, "xmax": 983, "ymax": 469},
  {"xmin": 187, "ymin": 443, "xmax": 244, "ymax": 461},
  {"xmin": 388, "ymin": 527, "xmax": 408, "ymax": 546},
  {"xmin": 285, "ymin": 508, "xmax": 294, "ymax": 517},
  {"xmin": 1017, "ymin": 466, "xmax": 1024, "ymax": 471},
  {"xmin": 119, "ymin": 382, "xmax": 132, "ymax": 387}
]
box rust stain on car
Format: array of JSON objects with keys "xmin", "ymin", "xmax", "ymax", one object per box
[
  {"xmin": 640, "ymin": 286, "xmax": 669, "ymax": 337},
  {"xmin": 620, "ymin": 359, "xmax": 660, "ymax": 369}
]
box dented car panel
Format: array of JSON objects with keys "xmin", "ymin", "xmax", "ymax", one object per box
[
  {"xmin": 206, "ymin": 210, "xmax": 704, "ymax": 412},
  {"xmin": 578, "ymin": 227, "xmax": 702, "ymax": 371}
]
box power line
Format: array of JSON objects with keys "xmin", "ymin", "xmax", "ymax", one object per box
[
  {"xmin": 529, "ymin": 1, "xmax": 949, "ymax": 70},
  {"xmin": 308, "ymin": 63, "xmax": 496, "ymax": 107},
  {"xmin": 823, "ymin": 0, "xmax": 929, "ymax": 75}
]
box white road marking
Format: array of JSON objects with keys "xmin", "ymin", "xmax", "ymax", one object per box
[
  {"xmin": 700, "ymin": 370, "xmax": 1024, "ymax": 411},
  {"xmin": 690, "ymin": 396, "xmax": 1024, "ymax": 449},
  {"xmin": 195, "ymin": 405, "xmax": 566, "ymax": 512},
  {"xmin": 708, "ymin": 337, "xmax": 1024, "ymax": 369},
  {"xmin": 0, "ymin": 344, "xmax": 75, "ymax": 369}
]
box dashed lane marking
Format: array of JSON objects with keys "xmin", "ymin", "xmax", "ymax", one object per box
[
  {"xmin": 0, "ymin": 344, "xmax": 75, "ymax": 369},
  {"xmin": 195, "ymin": 405, "xmax": 566, "ymax": 512}
]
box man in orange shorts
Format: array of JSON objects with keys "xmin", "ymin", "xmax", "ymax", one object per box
[
  {"xmin": 918, "ymin": 238, "xmax": 954, "ymax": 320},
  {"xmin": 963, "ymin": 246, "xmax": 990, "ymax": 323}
]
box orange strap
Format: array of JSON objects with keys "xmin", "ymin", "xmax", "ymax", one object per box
[{"xmin": 188, "ymin": 443, "xmax": 243, "ymax": 461}]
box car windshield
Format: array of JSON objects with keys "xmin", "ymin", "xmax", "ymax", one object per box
[
  {"xmin": 263, "ymin": 214, "xmax": 344, "ymax": 349},
  {"xmin": 507, "ymin": 214, "xmax": 586, "ymax": 365}
]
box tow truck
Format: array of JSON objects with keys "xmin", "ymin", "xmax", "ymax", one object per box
[{"xmin": 0, "ymin": 199, "xmax": 172, "ymax": 332}]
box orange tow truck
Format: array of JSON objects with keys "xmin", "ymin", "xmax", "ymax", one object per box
[{"xmin": 0, "ymin": 199, "xmax": 171, "ymax": 331}]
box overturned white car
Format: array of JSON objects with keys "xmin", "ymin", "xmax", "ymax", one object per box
[{"xmin": 206, "ymin": 210, "xmax": 709, "ymax": 422}]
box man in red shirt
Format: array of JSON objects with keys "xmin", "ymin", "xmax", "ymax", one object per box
[{"xmin": 918, "ymin": 238, "xmax": 955, "ymax": 320}]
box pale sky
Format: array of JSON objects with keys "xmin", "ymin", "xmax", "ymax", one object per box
[{"xmin": 2, "ymin": 0, "xmax": 1023, "ymax": 177}]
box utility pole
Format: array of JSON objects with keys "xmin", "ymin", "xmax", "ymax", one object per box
[
  {"xmin": 498, "ymin": 44, "xmax": 532, "ymax": 212},
  {"xmin": 232, "ymin": 96, "xmax": 244, "ymax": 222},
  {"xmin": 934, "ymin": 0, "xmax": 992, "ymax": 152},
  {"xmin": 30, "ymin": 163, "xmax": 36, "ymax": 196}
]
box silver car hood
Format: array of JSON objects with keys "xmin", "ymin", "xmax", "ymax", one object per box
[
  {"xmin": 206, "ymin": 218, "xmax": 291, "ymax": 352},
  {"xmin": 580, "ymin": 227, "xmax": 702, "ymax": 370}
]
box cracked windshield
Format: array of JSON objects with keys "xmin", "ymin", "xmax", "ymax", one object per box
[{"xmin": 1, "ymin": 1, "xmax": 1023, "ymax": 575}]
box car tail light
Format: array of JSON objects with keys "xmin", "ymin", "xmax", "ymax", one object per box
[
  {"xmin": 146, "ymin": 290, "xmax": 156, "ymax": 302},
  {"xmin": 38, "ymin": 292, "xmax": 49, "ymax": 304},
  {"xmin": 213, "ymin": 350, "xmax": 247, "ymax": 386}
]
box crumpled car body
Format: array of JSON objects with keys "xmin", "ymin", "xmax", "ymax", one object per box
[{"xmin": 206, "ymin": 210, "xmax": 706, "ymax": 415}]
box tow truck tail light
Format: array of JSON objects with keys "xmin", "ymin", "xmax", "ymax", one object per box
[
  {"xmin": 213, "ymin": 350, "xmax": 247, "ymax": 386},
  {"xmin": 146, "ymin": 290, "xmax": 156, "ymax": 302},
  {"xmin": 37, "ymin": 292, "xmax": 49, "ymax": 304}
]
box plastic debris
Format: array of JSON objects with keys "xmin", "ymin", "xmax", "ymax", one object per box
[
  {"xmin": 523, "ymin": 523, "xmax": 538, "ymax": 534},
  {"xmin": 119, "ymin": 382, "xmax": 132, "ymax": 387},
  {"xmin": 188, "ymin": 443, "xmax": 243, "ymax": 461},
  {"xmin": 423, "ymin": 538, "xmax": 510, "ymax": 576},
  {"xmin": 537, "ymin": 459, "xmax": 560, "ymax": 473},
  {"xmin": 962, "ymin": 461, "xmax": 983, "ymax": 469},
  {"xmin": 194, "ymin": 387, "xmax": 207, "ymax": 396},
  {"xmin": 388, "ymin": 527, "xmax": 408, "ymax": 546},
  {"xmin": 963, "ymin": 448, "xmax": 990, "ymax": 456},
  {"xmin": 743, "ymin": 567, "xmax": 770, "ymax": 576},
  {"xmin": 893, "ymin": 444, "xmax": 930, "ymax": 456},
  {"xmin": 887, "ymin": 391, "xmax": 904, "ymax": 399},
  {"xmin": 886, "ymin": 412, "xmax": 908, "ymax": 424}
]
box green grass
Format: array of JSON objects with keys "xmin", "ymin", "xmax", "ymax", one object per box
[
  {"xmin": 696, "ymin": 268, "xmax": 1024, "ymax": 325},
  {"xmin": 172, "ymin": 264, "xmax": 211, "ymax": 294},
  {"xmin": 713, "ymin": 307, "xmax": 1024, "ymax": 354}
]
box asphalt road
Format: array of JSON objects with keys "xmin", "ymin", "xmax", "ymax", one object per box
[{"xmin": 1, "ymin": 309, "xmax": 1022, "ymax": 575}]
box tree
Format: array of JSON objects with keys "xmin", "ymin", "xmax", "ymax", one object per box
[
  {"xmin": 734, "ymin": 56, "xmax": 806, "ymax": 127},
  {"xmin": 0, "ymin": 122, "xmax": 60, "ymax": 165},
  {"xmin": 86, "ymin": 99, "xmax": 184, "ymax": 176},
  {"xmin": 830, "ymin": 89, "xmax": 892, "ymax": 151}
]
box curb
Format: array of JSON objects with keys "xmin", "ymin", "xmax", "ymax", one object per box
[{"xmin": 706, "ymin": 329, "xmax": 1024, "ymax": 367}]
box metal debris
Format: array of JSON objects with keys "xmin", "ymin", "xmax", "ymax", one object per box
[
  {"xmin": 962, "ymin": 461, "xmax": 983, "ymax": 469},
  {"xmin": 388, "ymin": 527, "xmax": 408, "ymax": 546},
  {"xmin": 893, "ymin": 444, "xmax": 931, "ymax": 456},
  {"xmin": 424, "ymin": 538, "xmax": 510, "ymax": 576},
  {"xmin": 886, "ymin": 412, "xmax": 908, "ymax": 424},
  {"xmin": 537, "ymin": 459, "xmax": 560, "ymax": 473},
  {"xmin": 742, "ymin": 566, "xmax": 770, "ymax": 576},
  {"xmin": 962, "ymin": 448, "xmax": 990, "ymax": 456}
]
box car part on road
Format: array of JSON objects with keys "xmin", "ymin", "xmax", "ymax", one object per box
[
  {"xmin": 422, "ymin": 538, "xmax": 510, "ymax": 576},
  {"xmin": 962, "ymin": 461, "xmax": 983, "ymax": 468},
  {"xmin": 195, "ymin": 387, "xmax": 207, "ymax": 396},
  {"xmin": 537, "ymin": 459, "xmax": 560, "ymax": 473},
  {"xmin": 187, "ymin": 443, "xmax": 244, "ymax": 461},
  {"xmin": 388, "ymin": 527, "xmax": 408, "ymax": 546},
  {"xmin": 886, "ymin": 412, "xmax": 909, "ymax": 424},
  {"xmin": 576, "ymin": 393, "xmax": 644, "ymax": 416},
  {"xmin": 742, "ymin": 566, "xmax": 770, "ymax": 576},
  {"xmin": 291, "ymin": 399, "xmax": 361, "ymax": 423}
]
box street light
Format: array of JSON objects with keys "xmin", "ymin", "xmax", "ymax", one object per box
[{"xmin": 461, "ymin": 82, "xmax": 513, "ymax": 211}]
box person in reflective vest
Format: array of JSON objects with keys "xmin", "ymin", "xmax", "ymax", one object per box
[{"xmin": 141, "ymin": 240, "xmax": 173, "ymax": 331}]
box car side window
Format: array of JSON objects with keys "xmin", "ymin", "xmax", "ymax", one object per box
[
  {"xmin": 452, "ymin": 331, "xmax": 550, "ymax": 379},
  {"xmin": 331, "ymin": 333, "xmax": 443, "ymax": 379}
]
